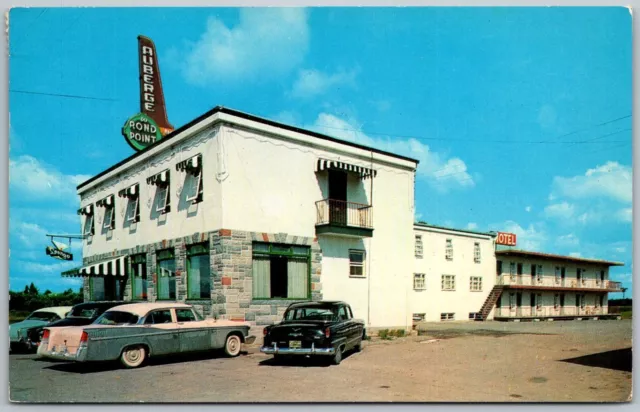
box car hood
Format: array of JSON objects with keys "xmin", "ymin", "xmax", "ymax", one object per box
[{"xmin": 10, "ymin": 320, "xmax": 48, "ymax": 339}]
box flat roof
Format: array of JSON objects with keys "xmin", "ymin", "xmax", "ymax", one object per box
[
  {"xmin": 495, "ymin": 249, "xmax": 624, "ymax": 267},
  {"xmin": 414, "ymin": 222, "xmax": 497, "ymax": 238},
  {"xmin": 77, "ymin": 106, "xmax": 420, "ymax": 190}
]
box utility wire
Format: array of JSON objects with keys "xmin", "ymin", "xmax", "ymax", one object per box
[{"xmin": 9, "ymin": 89, "xmax": 118, "ymax": 102}]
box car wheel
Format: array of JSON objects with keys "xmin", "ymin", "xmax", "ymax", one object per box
[
  {"xmin": 120, "ymin": 346, "xmax": 147, "ymax": 368},
  {"xmin": 224, "ymin": 335, "xmax": 242, "ymax": 357},
  {"xmin": 331, "ymin": 346, "xmax": 343, "ymax": 365}
]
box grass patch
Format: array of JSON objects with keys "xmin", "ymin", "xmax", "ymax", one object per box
[{"xmin": 621, "ymin": 311, "xmax": 632, "ymax": 319}]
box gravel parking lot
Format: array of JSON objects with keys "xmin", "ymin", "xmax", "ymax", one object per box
[{"xmin": 9, "ymin": 319, "xmax": 632, "ymax": 403}]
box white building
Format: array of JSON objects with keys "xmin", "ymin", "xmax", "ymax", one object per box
[
  {"xmin": 411, "ymin": 223, "xmax": 498, "ymax": 322},
  {"xmin": 63, "ymin": 107, "xmax": 418, "ymax": 331}
]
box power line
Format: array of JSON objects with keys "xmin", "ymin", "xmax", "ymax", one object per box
[{"xmin": 9, "ymin": 89, "xmax": 118, "ymax": 102}]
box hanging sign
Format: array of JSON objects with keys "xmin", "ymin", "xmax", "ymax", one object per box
[
  {"xmin": 46, "ymin": 246, "xmax": 73, "ymax": 261},
  {"xmin": 122, "ymin": 112, "xmax": 163, "ymax": 151},
  {"xmin": 496, "ymin": 232, "xmax": 517, "ymax": 246}
]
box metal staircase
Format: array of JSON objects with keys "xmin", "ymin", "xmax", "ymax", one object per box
[{"xmin": 475, "ymin": 285, "xmax": 504, "ymax": 321}]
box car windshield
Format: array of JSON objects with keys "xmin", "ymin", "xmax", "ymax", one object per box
[
  {"xmin": 284, "ymin": 307, "xmax": 336, "ymax": 321},
  {"xmin": 25, "ymin": 311, "xmax": 60, "ymax": 322},
  {"xmin": 93, "ymin": 311, "xmax": 139, "ymax": 326},
  {"xmin": 69, "ymin": 307, "xmax": 99, "ymax": 318}
]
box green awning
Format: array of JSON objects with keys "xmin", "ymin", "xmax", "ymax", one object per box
[{"xmin": 61, "ymin": 267, "xmax": 82, "ymax": 277}]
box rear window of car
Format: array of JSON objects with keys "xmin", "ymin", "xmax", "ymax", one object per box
[
  {"xmin": 285, "ymin": 307, "xmax": 336, "ymax": 321},
  {"xmin": 93, "ymin": 311, "xmax": 139, "ymax": 325},
  {"xmin": 26, "ymin": 312, "xmax": 61, "ymax": 322}
]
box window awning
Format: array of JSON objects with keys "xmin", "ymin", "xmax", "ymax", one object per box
[
  {"xmin": 77, "ymin": 204, "xmax": 94, "ymax": 216},
  {"xmin": 96, "ymin": 194, "xmax": 114, "ymax": 208},
  {"xmin": 176, "ymin": 154, "xmax": 202, "ymax": 175},
  {"xmin": 61, "ymin": 267, "xmax": 82, "ymax": 278},
  {"xmin": 146, "ymin": 169, "xmax": 170, "ymax": 186},
  {"xmin": 316, "ymin": 158, "xmax": 377, "ymax": 179},
  {"xmin": 75, "ymin": 255, "xmax": 128, "ymax": 277},
  {"xmin": 118, "ymin": 183, "xmax": 139, "ymax": 198}
]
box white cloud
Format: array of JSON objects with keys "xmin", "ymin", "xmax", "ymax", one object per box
[
  {"xmin": 466, "ymin": 222, "xmax": 478, "ymax": 230},
  {"xmin": 525, "ymin": 206, "xmax": 532, "ymax": 213},
  {"xmin": 544, "ymin": 202, "xmax": 575, "ymax": 219},
  {"xmin": 491, "ymin": 220, "xmax": 546, "ymax": 251},
  {"xmin": 9, "ymin": 155, "xmax": 90, "ymax": 203},
  {"xmin": 11, "ymin": 220, "xmax": 48, "ymax": 247},
  {"xmin": 309, "ymin": 113, "xmax": 474, "ymax": 191},
  {"xmin": 290, "ymin": 68, "xmax": 359, "ymax": 98},
  {"xmin": 552, "ymin": 161, "xmax": 631, "ymax": 203},
  {"xmin": 616, "ymin": 208, "xmax": 632, "ymax": 223},
  {"xmin": 556, "ymin": 233, "xmax": 580, "ymax": 247},
  {"xmin": 177, "ymin": 8, "xmax": 309, "ymax": 84}
]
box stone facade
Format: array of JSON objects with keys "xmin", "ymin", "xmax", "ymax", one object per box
[{"xmin": 81, "ymin": 228, "xmax": 323, "ymax": 328}]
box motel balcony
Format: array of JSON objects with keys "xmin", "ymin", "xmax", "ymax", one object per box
[
  {"xmin": 494, "ymin": 306, "xmax": 609, "ymax": 319},
  {"xmin": 496, "ymin": 275, "xmax": 622, "ymax": 292},
  {"xmin": 315, "ymin": 199, "xmax": 373, "ymax": 238}
]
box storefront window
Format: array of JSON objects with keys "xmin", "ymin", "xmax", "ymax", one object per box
[
  {"xmin": 252, "ymin": 242, "xmax": 310, "ymax": 299},
  {"xmin": 90, "ymin": 277, "xmax": 125, "ymax": 301},
  {"xmin": 131, "ymin": 254, "xmax": 147, "ymax": 300},
  {"xmin": 187, "ymin": 243, "xmax": 211, "ymax": 299},
  {"xmin": 157, "ymin": 249, "xmax": 176, "ymax": 300}
]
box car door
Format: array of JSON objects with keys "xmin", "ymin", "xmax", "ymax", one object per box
[
  {"xmin": 336, "ymin": 305, "xmax": 354, "ymax": 349},
  {"xmin": 346, "ymin": 305, "xmax": 363, "ymax": 343},
  {"xmin": 143, "ymin": 309, "xmax": 180, "ymax": 355},
  {"xmin": 175, "ymin": 308, "xmax": 211, "ymax": 353}
]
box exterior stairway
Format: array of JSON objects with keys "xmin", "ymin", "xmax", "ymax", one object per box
[{"xmin": 475, "ymin": 285, "xmax": 504, "ymax": 321}]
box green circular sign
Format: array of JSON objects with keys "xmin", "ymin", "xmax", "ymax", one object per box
[{"xmin": 122, "ymin": 112, "xmax": 163, "ymax": 151}]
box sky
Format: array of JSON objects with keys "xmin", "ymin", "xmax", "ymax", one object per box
[{"xmin": 8, "ymin": 7, "xmax": 633, "ymax": 295}]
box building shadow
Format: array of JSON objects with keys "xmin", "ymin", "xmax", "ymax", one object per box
[{"xmin": 561, "ymin": 347, "xmax": 632, "ymax": 372}]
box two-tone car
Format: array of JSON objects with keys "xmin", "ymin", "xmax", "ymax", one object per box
[
  {"xmin": 37, "ymin": 302, "xmax": 256, "ymax": 368},
  {"xmin": 260, "ymin": 301, "xmax": 366, "ymax": 365},
  {"xmin": 24, "ymin": 301, "xmax": 124, "ymax": 351},
  {"xmin": 10, "ymin": 306, "xmax": 73, "ymax": 352}
]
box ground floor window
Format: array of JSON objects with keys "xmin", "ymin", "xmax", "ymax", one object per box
[
  {"xmin": 252, "ymin": 242, "xmax": 310, "ymax": 299},
  {"xmin": 440, "ymin": 313, "xmax": 455, "ymax": 321},
  {"xmin": 413, "ymin": 313, "xmax": 426, "ymax": 322},
  {"xmin": 469, "ymin": 312, "xmax": 480, "ymax": 320},
  {"xmin": 90, "ymin": 276, "xmax": 125, "ymax": 301},
  {"xmin": 187, "ymin": 243, "xmax": 211, "ymax": 299},
  {"xmin": 157, "ymin": 249, "xmax": 176, "ymax": 300},
  {"xmin": 130, "ymin": 254, "xmax": 147, "ymax": 300}
]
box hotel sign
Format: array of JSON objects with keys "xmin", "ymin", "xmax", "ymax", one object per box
[
  {"xmin": 496, "ymin": 232, "xmax": 517, "ymax": 246},
  {"xmin": 122, "ymin": 112, "xmax": 162, "ymax": 151},
  {"xmin": 46, "ymin": 246, "xmax": 73, "ymax": 261}
]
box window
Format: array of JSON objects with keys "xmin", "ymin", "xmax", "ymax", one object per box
[
  {"xmin": 176, "ymin": 309, "xmax": 197, "ymax": 322},
  {"xmin": 285, "ymin": 307, "xmax": 336, "ymax": 321},
  {"xmin": 509, "ymin": 292, "xmax": 515, "ymax": 309},
  {"xmin": 337, "ymin": 306, "xmax": 349, "ymax": 321},
  {"xmin": 413, "ymin": 313, "xmax": 426, "ymax": 322},
  {"xmin": 555, "ymin": 267, "xmax": 562, "ymax": 284},
  {"xmin": 509, "ymin": 262, "xmax": 516, "ymax": 279},
  {"xmin": 580, "ymin": 294, "xmax": 586, "ymax": 308},
  {"xmin": 144, "ymin": 310, "xmax": 173, "ymax": 324},
  {"xmin": 445, "ymin": 239, "xmax": 453, "ymax": 260},
  {"xmin": 185, "ymin": 170, "xmax": 203, "ymax": 203},
  {"xmin": 440, "ymin": 313, "xmax": 454, "ymax": 321},
  {"xmin": 147, "ymin": 170, "xmax": 171, "ymax": 213},
  {"xmin": 83, "ymin": 213, "xmax": 94, "ymax": 236},
  {"xmin": 349, "ymin": 250, "xmax": 366, "ymax": 277},
  {"xmin": 90, "ymin": 276, "xmax": 125, "ymax": 301},
  {"xmin": 469, "ymin": 276, "xmax": 483, "ymax": 292},
  {"xmin": 156, "ymin": 249, "xmax": 176, "ymax": 300},
  {"xmin": 94, "ymin": 311, "xmax": 139, "ymax": 326},
  {"xmin": 441, "ymin": 275, "xmax": 456, "ymax": 291},
  {"xmin": 554, "ymin": 294, "xmax": 560, "ymax": 309},
  {"xmin": 130, "ymin": 254, "xmax": 147, "ymax": 300},
  {"xmin": 103, "ymin": 206, "xmax": 115, "ymax": 230},
  {"xmin": 156, "ymin": 185, "xmax": 170, "ymax": 213},
  {"xmin": 252, "ymin": 243, "xmax": 310, "ymax": 299},
  {"xmin": 187, "ymin": 243, "xmax": 212, "ymax": 299},
  {"xmin": 473, "ymin": 242, "xmax": 481, "ymax": 263},
  {"xmin": 536, "ymin": 294, "xmax": 542, "ymax": 310},
  {"xmin": 536, "ymin": 265, "xmax": 543, "ymax": 282},
  {"xmin": 469, "ymin": 312, "xmax": 480, "ymax": 320},
  {"xmin": 415, "ymin": 235, "xmax": 423, "ymax": 258},
  {"xmin": 126, "ymin": 196, "xmax": 140, "ymax": 223},
  {"xmin": 413, "ymin": 273, "xmax": 426, "ymax": 290},
  {"xmin": 496, "ymin": 260, "xmax": 503, "ymax": 276}
]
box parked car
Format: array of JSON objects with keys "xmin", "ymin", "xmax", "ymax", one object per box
[
  {"xmin": 260, "ymin": 301, "xmax": 366, "ymax": 365},
  {"xmin": 24, "ymin": 301, "xmax": 124, "ymax": 351},
  {"xmin": 37, "ymin": 302, "xmax": 256, "ymax": 368},
  {"xmin": 10, "ymin": 306, "xmax": 73, "ymax": 352}
]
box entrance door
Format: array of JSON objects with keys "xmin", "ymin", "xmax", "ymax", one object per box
[
  {"xmin": 561, "ymin": 267, "xmax": 566, "ymax": 286},
  {"xmin": 517, "ymin": 263, "xmax": 523, "ymax": 284},
  {"xmin": 530, "ymin": 293, "xmax": 536, "ymax": 315},
  {"xmin": 328, "ymin": 170, "xmax": 348, "ymax": 226}
]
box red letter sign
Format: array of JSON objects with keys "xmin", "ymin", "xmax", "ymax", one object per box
[{"xmin": 496, "ymin": 232, "xmax": 517, "ymax": 246}]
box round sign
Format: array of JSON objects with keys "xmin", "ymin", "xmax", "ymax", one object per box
[{"xmin": 122, "ymin": 112, "xmax": 163, "ymax": 151}]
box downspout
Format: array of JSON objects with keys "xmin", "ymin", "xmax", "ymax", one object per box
[{"xmin": 367, "ymin": 151, "xmax": 373, "ymax": 328}]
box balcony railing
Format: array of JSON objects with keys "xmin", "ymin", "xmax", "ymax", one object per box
[
  {"xmin": 496, "ymin": 275, "xmax": 622, "ymax": 291},
  {"xmin": 496, "ymin": 306, "xmax": 606, "ymax": 318},
  {"xmin": 315, "ymin": 199, "xmax": 372, "ymax": 229}
]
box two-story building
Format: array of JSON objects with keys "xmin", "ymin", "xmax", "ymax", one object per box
[
  {"xmin": 62, "ymin": 106, "xmax": 419, "ymax": 331},
  {"xmin": 411, "ymin": 223, "xmax": 498, "ymax": 322},
  {"xmin": 492, "ymin": 250, "xmax": 624, "ymax": 321}
]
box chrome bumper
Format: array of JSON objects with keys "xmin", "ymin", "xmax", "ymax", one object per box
[
  {"xmin": 260, "ymin": 342, "xmax": 335, "ymax": 356},
  {"xmin": 245, "ymin": 335, "xmax": 256, "ymax": 345},
  {"xmin": 37, "ymin": 344, "xmax": 87, "ymax": 362}
]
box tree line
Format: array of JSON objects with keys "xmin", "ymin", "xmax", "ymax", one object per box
[{"xmin": 9, "ymin": 283, "xmax": 83, "ymax": 313}]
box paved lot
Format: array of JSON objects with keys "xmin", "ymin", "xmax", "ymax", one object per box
[{"xmin": 9, "ymin": 320, "xmax": 632, "ymax": 403}]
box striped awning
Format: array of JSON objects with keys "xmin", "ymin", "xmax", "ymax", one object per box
[
  {"xmin": 96, "ymin": 194, "xmax": 114, "ymax": 208},
  {"xmin": 77, "ymin": 204, "xmax": 94, "ymax": 216},
  {"xmin": 316, "ymin": 158, "xmax": 377, "ymax": 179},
  {"xmin": 146, "ymin": 169, "xmax": 170, "ymax": 186},
  {"xmin": 118, "ymin": 183, "xmax": 139, "ymax": 198},
  {"xmin": 61, "ymin": 267, "xmax": 82, "ymax": 278},
  {"xmin": 176, "ymin": 154, "xmax": 202, "ymax": 174},
  {"xmin": 74, "ymin": 255, "xmax": 128, "ymax": 277}
]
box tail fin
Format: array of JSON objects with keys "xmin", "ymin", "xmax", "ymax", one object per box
[{"xmin": 138, "ymin": 35, "xmax": 173, "ymax": 136}]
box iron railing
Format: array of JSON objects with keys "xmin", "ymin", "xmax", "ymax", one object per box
[
  {"xmin": 497, "ymin": 306, "xmax": 606, "ymax": 318},
  {"xmin": 496, "ymin": 275, "xmax": 622, "ymax": 291},
  {"xmin": 315, "ymin": 199, "xmax": 373, "ymax": 229}
]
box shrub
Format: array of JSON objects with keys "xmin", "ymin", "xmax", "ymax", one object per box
[{"xmin": 378, "ymin": 329, "xmax": 390, "ymax": 339}]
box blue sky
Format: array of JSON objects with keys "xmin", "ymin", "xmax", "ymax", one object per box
[{"xmin": 9, "ymin": 7, "xmax": 632, "ymax": 295}]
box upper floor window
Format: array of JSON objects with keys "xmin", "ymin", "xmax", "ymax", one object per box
[
  {"xmin": 349, "ymin": 250, "xmax": 366, "ymax": 277},
  {"xmin": 469, "ymin": 276, "xmax": 483, "ymax": 292},
  {"xmin": 176, "ymin": 154, "xmax": 203, "ymax": 204},
  {"xmin": 441, "ymin": 274, "xmax": 456, "ymax": 291},
  {"xmin": 147, "ymin": 169, "xmax": 171, "ymax": 214},
  {"xmin": 78, "ymin": 204, "xmax": 95, "ymax": 237},
  {"xmin": 445, "ymin": 239, "xmax": 453, "ymax": 261},
  {"xmin": 509, "ymin": 262, "xmax": 516, "ymax": 278},
  {"xmin": 96, "ymin": 195, "xmax": 115, "ymax": 231},
  {"xmin": 118, "ymin": 183, "xmax": 140, "ymax": 224},
  {"xmin": 413, "ymin": 273, "xmax": 426, "ymax": 290},
  {"xmin": 473, "ymin": 242, "xmax": 481, "ymax": 263},
  {"xmin": 415, "ymin": 235, "xmax": 423, "ymax": 258}
]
